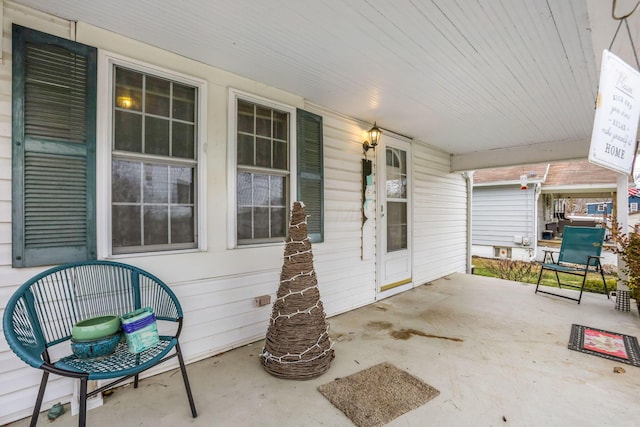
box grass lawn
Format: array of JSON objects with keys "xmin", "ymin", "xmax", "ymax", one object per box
[{"xmin": 472, "ymin": 256, "xmax": 617, "ymax": 295}]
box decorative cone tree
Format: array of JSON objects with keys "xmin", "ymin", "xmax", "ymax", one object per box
[{"xmin": 261, "ymin": 201, "xmax": 334, "ymax": 379}]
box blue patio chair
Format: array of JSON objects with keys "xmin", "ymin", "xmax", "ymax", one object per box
[
  {"xmin": 3, "ymin": 260, "xmax": 197, "ymax": 426},
  {"xmin": 535, "ymin": 226, "xmax": 609, "ymax": 304}
]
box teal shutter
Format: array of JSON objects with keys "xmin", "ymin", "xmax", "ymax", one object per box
[
  {"xmin": 296, "ymin": 109, "xmax": 324, "ymax": 243},
  {"xmin": 12, "ymin": 25, "xmax": 97, "ymax": 267}
]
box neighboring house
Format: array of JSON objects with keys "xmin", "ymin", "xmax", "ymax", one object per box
[
  {"xmin": 472, "ymin": 164, "xmax": 548, "ymax": 261},
  {"xmin": 0, "ymin": 4, "xmax": 470, "ymax": 424},
  {"xmin": 472, "ymin": 160, "xmax": 634, "ymax": 261}
]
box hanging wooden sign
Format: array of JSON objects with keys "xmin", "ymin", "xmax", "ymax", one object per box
[{"xmin": 589, "ymin": 50, "xmax": 640, "ymax": 175}]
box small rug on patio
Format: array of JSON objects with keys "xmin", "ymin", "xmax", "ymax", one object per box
[
  {"xmin": 568, "ymin": 324, "xmax": 640, "ymax": 367},
  {"xmin": 317, "ymin": 362, "xmax": 439, "ymax": 427}
]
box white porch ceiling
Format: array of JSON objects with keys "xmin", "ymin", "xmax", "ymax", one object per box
[{"xmin": 14, "ymin": 0, "xmax": 640, "ymax": 171}]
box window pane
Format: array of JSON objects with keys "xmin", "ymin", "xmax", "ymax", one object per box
[
  {"xmin": 270, "ymin": 207, "xmax": 286, "ymax": 238},
  {"xmin": 237, "ymin": 172, "xmax": 252, "ymax": 206},
  {"xmin": 273, "ymin": 111, "xmax": 287, "ymax": 140},
  {"xmin": 114, "ymin": 110, "xmax": 142, "ymax": 152},
  {"xmin": 145, "ymin": 116, "xmax": 169, "ymax": 156},
  {"xmin": 173, "ymin": 83, "xmax": 195, "ymax": 122},
  {"xmin": 115, "ymin": 68, "xmax": 142, "ymax": 112},
  {"xmin": 256, "ymin": 137, "xmax": 271, "ymax": 168},
  {"xmin": 143, "ymin": 164, "xmax": 168, "ymax": 203},
  {"xmin": 253, "ymin": 207, "xmax": 269, "ymax": 238},
  {"xmin": 112, "ymin": 160, "xmax": 141, "ymax": 203},
  {"xmin": 145, "ymin": 76, "xmax": 170, "ymax": 117},
  {"xmin": 237, "ymin": 133, "xmax": 254, "ymax": 166},
  {"xmin": 171, "ymin": 166, "xmax": 194, "ymax": 204},
  {"xmin": 256, "ymin": 106, "xmax": 271, "ymax": 137},
  {"xmin": 144, "ymin": 206, "xmax": 168, "ymax": 245},
  {"xmin": 237, "ymin": 100, "xmax": 254, "ymax": 133},
  {"xmin": 112, "ymin": 205, "xmax": 141, "ymax": 246},
  {"xmin": 253, "ymin": 174, "xmax": 269, "ymax": 205},
  {"xmin": 270, "ymin": 176, "xmax": 286, "ymax": 205},
  {"xmin": 273, "ymin": 140, "xmax": 287, "ymax": 170},
  {"xmin": 172, "ymin": 122, "xmax": 195, "ymax": 159},
  {"xmin": 171, "ymin": 206, "xmax": 194, "ymax": 243},
  {"xmin": 237, "ymin": 207, "xmax": 252, "ymax": 240}
]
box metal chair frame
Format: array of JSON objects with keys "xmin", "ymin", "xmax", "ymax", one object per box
[
  {"xmin": 3, "ymin": 260, "xmax": 197, "ymax": 426},
  {"xmin": 535, "ymin": 226, "xmax": 609, "ymax": 304}
]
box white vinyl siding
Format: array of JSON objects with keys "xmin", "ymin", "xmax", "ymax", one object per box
[
  {"xmin": 412, "ymin": 143, "xmax": 468, "ymax": 283},
  {"xmin": 472, "ymin": 186, "xmax": 536, "ymax": 247}
]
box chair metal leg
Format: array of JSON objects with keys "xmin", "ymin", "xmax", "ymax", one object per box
[
  {"xmin": 535, "ymin": 267, "xmax": 545, "ymax": 293},
  {"xmin": 175, "ymin": 342, "xmax": 197, "ymax": 418},
  {"xmin": 600, "ymin": 269, "xmax": 609, "ymax": 298},
  {"xmin": 79, "ymin": 378, "xmax": 88, "ymax": 427},
  {"xmin": 30, "ymin": 371, "xmax": 49, "ymax": 427}
]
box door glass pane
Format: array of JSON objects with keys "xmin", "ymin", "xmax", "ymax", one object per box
[
  {"xmin": 386, "ymin": 148, "xmax": 407, "ymax": 199},
  {"xmin": 387, "ymin": 201, "xmax": 407, "ymax": 252}
]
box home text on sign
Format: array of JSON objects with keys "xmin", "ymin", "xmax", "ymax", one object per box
[{"xmin": 589, "ymin": 50, "xmax": 640, "ymax": 175}]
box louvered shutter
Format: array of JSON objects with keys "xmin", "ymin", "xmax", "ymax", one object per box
[
  {"xmin": 296, "ymin": 109, "xmax": 324, "ymax": 243},
  {"xmin": 12, "ymin": 25, "xmax": 97, "ymax": 267}
]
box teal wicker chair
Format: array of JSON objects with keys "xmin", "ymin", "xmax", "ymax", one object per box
[
  {"xmin": 535, "ymin": 226, "xmax": 609, "ymax": 304},
  {"xmin": 3, "ymin": 260, "xmax": 197, "ymax": 426}
]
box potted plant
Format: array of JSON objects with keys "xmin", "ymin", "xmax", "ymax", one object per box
[{"xmin": 609, "ymin": 221, "xmax": 640, "ymax": 310}]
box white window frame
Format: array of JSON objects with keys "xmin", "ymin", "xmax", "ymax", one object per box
[
  {"xmin": 630, "ymin": 202, "xmax": 638, "ymax": 212},
  {"xmin": 97, "ymin": 51, "xmax": 208, "ymax": 258},
  {"xmin": 227, "ymin": 89, "xmax": 297, "ymax": 249}
]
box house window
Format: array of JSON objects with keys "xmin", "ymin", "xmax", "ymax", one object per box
[
  {"xmin": 235, "ymin": 97, "xmax": 291, "ymax": 244},
  {"xmin": 111, "ymin": 66, "xmax": 198, "ymax": 254},
  {"xmin": 11, "ymin": 25, "xmax": 97, "ymax": 267},
  {"xmin": 597, "ymin": 204, "xmax": 607, "ymax": 212},
  {"xmin": 230, "ymin": 91, "xmax": 324, "ymax": 247},
  {"xmin": 631, "ymin": 203, "xmax": 638, "ymax": 213}
]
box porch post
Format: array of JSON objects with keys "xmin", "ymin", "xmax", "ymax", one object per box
[{"xmin": 615, "ymin": 173, "xmax": 630, "ymax": 311}]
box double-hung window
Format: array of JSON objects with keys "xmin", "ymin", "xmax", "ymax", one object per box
[
  {"xmin": 231, "ymin": 91, "xmax": 324, "ymax": 246},
  {"xmin": 234, "ymin": 96, "xmax": 291, "ymax": 245},
  {"xmin": 111, "ymin": 65, "xmax": 200, "ymax": 254}
]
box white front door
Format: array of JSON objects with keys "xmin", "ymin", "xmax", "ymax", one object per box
[{"xmin": 377, "ymin": 136, "xmax": 412, "ymax": 299}]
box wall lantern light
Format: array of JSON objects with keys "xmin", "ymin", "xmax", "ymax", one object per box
[
  {"xmin": 519, "ymin": 174, "xmax": 528, "ymax": 190},
  {"xmin": 363, "ymin": 122, "xmax": 382, "ymax": 152}
]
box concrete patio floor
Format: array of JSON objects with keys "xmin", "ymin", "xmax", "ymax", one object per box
[{"xmin": 11, "ymin": 273, "xmax": 640, "ymax": 427}]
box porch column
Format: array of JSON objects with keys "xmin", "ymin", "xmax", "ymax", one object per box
[{"xmin": 615, "ymin": 173, "xmax": 630, "ymax": 311}]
